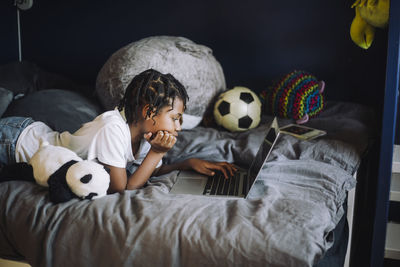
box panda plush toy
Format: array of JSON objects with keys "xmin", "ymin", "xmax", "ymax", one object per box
[{"xmin": 0, "ymin": 142, "xmax": 110, "ymax": 204}]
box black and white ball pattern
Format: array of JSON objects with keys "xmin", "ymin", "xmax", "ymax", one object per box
[{"xmin": 213, "ymin": 86, "xmax": 262, "ymax": 132}]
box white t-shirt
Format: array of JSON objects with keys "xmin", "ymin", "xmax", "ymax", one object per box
[{"xmin": 15, "ymin": 109, "xmax": 162, "ymax": 169}]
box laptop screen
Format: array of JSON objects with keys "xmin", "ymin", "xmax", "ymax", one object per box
[{"xmin": 245, "ymin": 122, "xmax": 279, "ymax": 193}]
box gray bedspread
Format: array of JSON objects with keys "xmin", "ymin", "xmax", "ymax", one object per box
[{"xmin": 0, "ymin": 101, "xmax": 374, "ymax": 267}]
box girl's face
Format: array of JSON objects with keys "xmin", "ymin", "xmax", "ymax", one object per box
[{"xmin": 143, "ymin": 98, "xmax": 184, "ymax": 136}]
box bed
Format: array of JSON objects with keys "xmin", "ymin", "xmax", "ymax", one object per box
[{"xmin": 0, "ymin": 62, "xmax": 376, "ymax": 267}]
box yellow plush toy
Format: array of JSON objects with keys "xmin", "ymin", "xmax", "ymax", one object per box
[{"xmin": 350, "ymin": 0, "xmax": 390, "ymax": 49}]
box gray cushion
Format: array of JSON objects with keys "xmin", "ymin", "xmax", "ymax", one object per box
[
  {"xmin": 96, "ymin": 36, "xmax": 226, "ymax": 129},
  {"xmin": 3, "ymin": 89, "xmax": 103, "ymax": 132},
  {"xmin": 0, "ymin": 87, "xmax": 13, "ymax": 117}
]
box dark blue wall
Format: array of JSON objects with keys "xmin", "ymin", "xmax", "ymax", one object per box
[
  {"xmin": 2, "ymin": 0, "xmax": 397, "ymax": 139},
  {"xmin": 0, "ymin": 1, "xmax": 19, "ymax": 62},
  {"xmin": 1, "ymin": 0, "xmax": 387, "ymax": 102}
]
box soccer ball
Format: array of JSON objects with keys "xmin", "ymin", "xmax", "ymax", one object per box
[{"xmin": 213, "ymin": 86, "xmax": 262, "ymax": 132}]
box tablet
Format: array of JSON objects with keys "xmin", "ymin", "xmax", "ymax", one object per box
[{"xmin": 279, "ymin": 124, "xmax": 327, "ymax": 140}]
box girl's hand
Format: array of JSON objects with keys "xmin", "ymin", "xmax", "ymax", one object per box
[
  {"xmin": 144, "ymin": 131, "xmax": 177, "ymax": 154},
  {"xmin": 185, "ymin": 158, "xmax": 237, "ymax": 179}
]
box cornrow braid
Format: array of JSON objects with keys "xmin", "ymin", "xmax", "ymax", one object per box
[{"xmin": 118, "ymin": 69, "xmax": 189, "ymax": 124}]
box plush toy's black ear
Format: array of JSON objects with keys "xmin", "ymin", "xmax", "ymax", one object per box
[
  {"xmin": 0, "ymin": 163, "xmax": 35, "ymax": 183},
  {"xmin": 47, "ymin": 160, "xmax": 79, "ymax": 204}
]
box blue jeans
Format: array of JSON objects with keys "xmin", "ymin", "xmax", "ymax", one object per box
[{"xmin": 0, "ymin": 117, "xmax": 34, "ymax": 166}]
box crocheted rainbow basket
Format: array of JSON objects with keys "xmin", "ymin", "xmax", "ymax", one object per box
[{"xmin": 260, "ymin": 70, "xmax": 325, "ymax": 123}]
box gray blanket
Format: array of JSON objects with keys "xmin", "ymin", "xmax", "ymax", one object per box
[{"xmin": 0, "ymin": 101, "xmax": 374, "ymax": 267}]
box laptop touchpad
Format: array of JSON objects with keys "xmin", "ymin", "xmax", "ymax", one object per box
[{"xmin": 170, "ymin": 177, "xmax": 206, "ymax": 195}]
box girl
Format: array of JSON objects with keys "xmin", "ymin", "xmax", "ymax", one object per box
[{"xmin": 0, "ymin": 69, "xmax": 236, "ymax": 193}]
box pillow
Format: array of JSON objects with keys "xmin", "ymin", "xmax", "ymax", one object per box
[
  {"xmin": 3, "ymin": 89, "xmax": 103, "ymax": 132},
  {"xmin": 0, "ymin": 87, "xmax": 13, "ymax": 118}
]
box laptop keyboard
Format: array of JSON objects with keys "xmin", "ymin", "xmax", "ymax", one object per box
[{"xmin": 203, "ymin": 171, "xmax": 246, "ymax": 196}]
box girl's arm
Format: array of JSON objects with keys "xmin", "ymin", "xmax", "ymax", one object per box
[
  {"xmin": 155, "ymin": 158, "xmax": 237, "ymax": 179},
  {"xmin": 104, "ymin": 150, "xmax": 163, "ymax": 193},
  {"xmin": 126, "ymin": 149, "xmax": 164, "ymax": 189},
  {"xmin": 105, "ymin": 131, "xmax": 174, "ymax": 193}
]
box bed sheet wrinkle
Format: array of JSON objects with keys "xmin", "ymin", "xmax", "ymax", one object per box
[
  {"xmin": 258, "ymin": 180, "xmax": 337, "ymax": 213},
  {"xmin": 261, "ymin": 161, "xmax": 355, "ymax": 201},
  {"xmin": 265, "ymin": 200, "xmax": 329, "ymax": 265}
]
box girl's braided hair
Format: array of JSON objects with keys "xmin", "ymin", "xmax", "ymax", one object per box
[{"xmin": 118, "ymin": 69, "xmax": 189, "ymax": 124}]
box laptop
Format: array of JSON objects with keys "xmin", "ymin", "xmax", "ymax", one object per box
[{"xmin": 169, "ymin": 117, "xmax": 280, "ymax": 199}]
